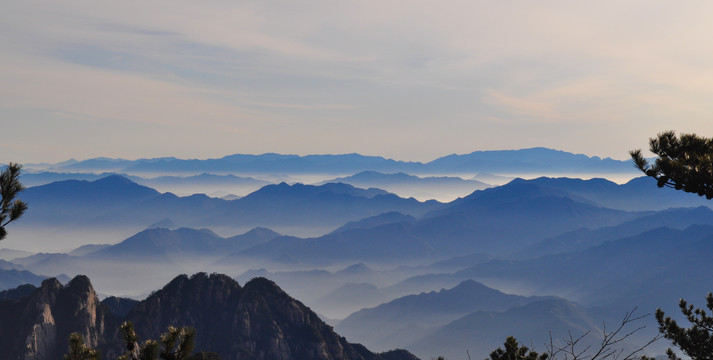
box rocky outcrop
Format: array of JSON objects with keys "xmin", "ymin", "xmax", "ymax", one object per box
[
  {"xmin": 0, "ymin": 275, "xmax": 117, "ymax": 360},
  {"xmin": 0, "ymin": 273, "xmax": 419, "ymax": 360},
  {"xmin": 122, "ymin": 273, "xmax": 398, "ymax": 360}
]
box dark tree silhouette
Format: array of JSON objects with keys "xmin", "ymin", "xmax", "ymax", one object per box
[
  {"xmin": 631, "ymin": 133, "xmax": 713, "ymax": 359},
  {"xmin": 119, "ymin": 321, "xmax": 196, "ymax": 360},
  {"xmin": 0, "ymin": 162, "xmax": 28, "ymax": 240},
  {"xmin": 64, "ymin": 333, "xmax": 101, "ymax": 360},
  {"xmin": 630, "ymin": 131, "xmax": 713, "ymax": 199},
  {"xmin": 650, "ymin": 293, "xmax": 713, "ymax": 360},
  {"xmin": 66, "ymin": 322, "xmax": 207, "ymax": 360},
  {"xmin": 487, "ymin": 336, "xmax": 548, "ymax": 360}
]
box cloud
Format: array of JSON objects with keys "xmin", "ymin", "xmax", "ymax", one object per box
[{"xmin": 3, "ymin": 0, "xmax": 713, "ymax": 163}]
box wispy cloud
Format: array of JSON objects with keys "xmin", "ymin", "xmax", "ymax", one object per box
[{"xmin": 3, "ymin": 0, "xmax": 713, "ymax": 162}]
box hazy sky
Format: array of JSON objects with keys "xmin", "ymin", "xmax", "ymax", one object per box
[{"xmin": 2, "ymin": 1, "xmax": 713, "ymax": 164}]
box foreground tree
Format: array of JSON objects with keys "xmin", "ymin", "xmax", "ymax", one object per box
[
  {"xmin": 651, "ymin": 293, "xmax": 713, "ymax": 360},
  {"xmin": 119, "ymin": 321, "xmax": 159, "ymax": 360},
  {"xmin": 66, "ymin": 322, "xmax": 201, "ymax": 360},
  {"xmin": 630, "ymin": 131, "xmax": 713, "ymax": 199},
  {"xmin": 0, "ymin": 162, "xmax": 28, "ymax": 240},
  {"xmin": 487, "ymin": 336, "xmax": 548, "ymax": 360},
  {"xmin": 631, "ymin": 133, "xmax": 713, "ymax": 359},
  {"xmin": 119, "ymin": 321, "xmax": 196, "ymax": 360},
  {"xmin": 64, "ymin": 333, "xmax": 101, "ymax": 360}
]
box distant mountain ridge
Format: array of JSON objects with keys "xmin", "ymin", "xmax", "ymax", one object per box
[
  {"xmin": 455, "ymin": 224, "xmax": 713, "ymax": 311},
  {"xmin": 335, "ymin": 279, "xmax": 600, "ymax": 360},
  {"xmin": 408, "ymin": 297, "xmax": 600, "ymax": 360},
  {"xmin": 228, "ymin": 179, "xmax": 639, "ymax": 263},
  {"xmin": 15, "ymin": 175, "xmax": 713, "ymax": 272},
  {"xmin": 318, "ymin": 171, "xmax": 492, "ymax": 201},
  {"xmin": 91, "ymin": 226, "xmax": 282, "ymax": 261},
  {"xmin": 18, "ymin": 175, "xmax": 443, "ymax": 230},
  {"xmin": 28, "ymin": 148, "xmax": 636, "ymax": 175},
  {"xmin": 336, "ymin": 279, "xmax": 540, "ymax": 349}
]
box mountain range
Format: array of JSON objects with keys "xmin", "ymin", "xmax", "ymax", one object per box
[
  {"xmin": 17, "ymin": 175, "xmax": 442, "ymax": 232},
  {"xmin": 26, "ymin": 148, "xmax": 636, "ymax": 175},
  {"xmin": 454, "ymin": 224, "xmax": 713, "ymax": 312},
  {"xmin": 0, "ymin": 273, "xmax": 418, "ymax": 360},
  {"xmin": 5, "ymin": 168, "xmax": 713, "ymax": 359},
  {"xmin": 409, "ymin": 297, "xmax": 602, "ymax": 360},
  {"xmin": 10, "ymin": 173, "xmax": 713, "ymax": 295},
  {"xmin": 336, "ymin": 279, "xmax": 541, "ymax": 351},
  {"xmin": 318, "ymin": 171, "xmax": 492, "ymax": 201}
]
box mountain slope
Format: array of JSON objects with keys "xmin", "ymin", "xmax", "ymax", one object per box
[
  {"xmin": 319, "ymin": 171, "xmax": 491, "ymax": 201},
  {"xmin": 408, "ymin": 298, "xmax": 599, "ymax": 360},
  {"xmin": 0, "ymin": 268, "xmax": 47, "ymax": 290},
  {"xmin": 336, "ymin": 280, "xmax": 538, "ymax": 352},
  {"xmin": 0, "ymin": 273, "xmax": 419, "ymax": 360},
  {"xmin": 413, "ymin": 180, "xmax": 638, "ymax": 255},
  {"xmin": 226, "ymin": 181, "xmax": 644, "ymax": 263},
  {"xmin": 19, "ymin": 176, "xmax": 442, "ymax": 231},
  {"xmin": 47, "ymin": 148, "xmax": 634, "ymax": 175},
  {"xmin": 457, "ymin": 224, "xmax": 713, "ymax": 311},
  {"xmin": 513, "ymin": 206, "xmax": 713, "ymax": 258},
  {"xmin": 19, "ymin": 175, "xmax": 160, "ymax": 225},
  {"xmin": 329, "ymin": 212, "xmax": 416, "ymax": 234},
  {"xmin": 520, "ymin": 176, "xmax": 713, "ymax": 211}
]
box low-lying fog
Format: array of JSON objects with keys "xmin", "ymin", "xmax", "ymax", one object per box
[{"xmin": 20, "ymin": 169, "xmax": 641, "ymax": 206}]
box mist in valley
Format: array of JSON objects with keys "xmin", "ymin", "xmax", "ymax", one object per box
[{"xmin": 2, "ymin": 154, "xmax": 710, "ymax": 360}]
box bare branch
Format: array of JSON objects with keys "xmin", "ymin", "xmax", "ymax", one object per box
[{"xmin": 545, "ymin": 308, "xmax": 659, "ymax": 360}]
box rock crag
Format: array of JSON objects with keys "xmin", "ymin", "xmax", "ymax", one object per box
[{"xmin": 0, "ymin": 273, "xmax": 418, "ymax": 360}]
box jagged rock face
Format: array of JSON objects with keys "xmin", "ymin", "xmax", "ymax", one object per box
[
  {"xmin": 0, "ymin": 273, "xmax": 418, "ymax": 360},
  {"xmin": 0, "ymin": 275, "xmax": 116, "ymax": 360},
  {"xmin": 123, "ymin": 273, "xmax": 385, "ymax": 360}
]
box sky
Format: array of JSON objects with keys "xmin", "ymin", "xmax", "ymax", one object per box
[{"xmin": 2, "ymin": 1, "xmax": 713, "ymax": 164}]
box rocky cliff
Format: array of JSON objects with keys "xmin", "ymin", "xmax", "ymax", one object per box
[
  {"xmin": 0, "ymin": 275, "xmax": 116, "ymax": 360},
  {"xmin": 0, "ymin": 273, "xmax": 418, "ymax": 360}
]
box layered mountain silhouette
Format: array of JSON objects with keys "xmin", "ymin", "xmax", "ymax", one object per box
[
  {"xmin": 318, "ymin": 171, "xmax": 491, "ymax": 200},
  {"xmin": 234, "ymin": 263, "xmax": 397, "ymax": 310},
  {"xmin": 511, "ymin": 206, "xmax": 713, "ymax": 258},
  {"xmin": 456, "ymin": 224, "xmax": 713, "ymax": 312},
  {"xmin": 409, "ymin": 298, "xmax": 600, "ymax": 360},
  {"xmin": 329, "ymin": 212, "xmax": 416, "ymax": 234},
  {"xmin": 9, "ymin": 227, "xmax": 282, "ymax": 288},
  {"xmin": 0, "ymin": 273, "xmax": 418, "ymax": 360},
  {"xmin": 336, "ymin": 279, "xmax": 540, "ymax": 350},
  {"xmin": 512, "ymin": 176, "xmax": 713, "ymax": 211},
  {"xmin": 21, "ymin": 175, "xmax": 711, "ymax": 272},
  {"xmin": 7, "ymin": 166, "xmax": 713, "ymax": 359},
  {"xmin": 0, "ymin": 268, "xmax": 47, "ymax": 290},
  {"xmin": 19, "ymin": 175, "xmax": 161, "ymax": 226},
  {"xmin": 19, "ymin": 171, "xmax": 269, "ymax": 198},
  {"xmin": 334, "ymin": 279, "xmax": 611, "ymax": 360},
  {"xmin": 227, "ymin": 180, "xmax": 644, "ymax": 263},
  {"xmin": 41, "ymin": 148, "xmax": 635, "ymax": 174},
  {"xmin": 91, "ymin": 227, "xmax": 281, "ymax": 262},
  {"xmin": 18, "ymin": 176, "xmax": 442, "ymax": 230}
]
